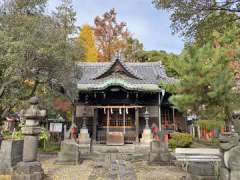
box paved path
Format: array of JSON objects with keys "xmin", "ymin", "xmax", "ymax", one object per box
[
  {"xmin": 88, "ymin": 153, "xmax": 137, "ymax": 180},
  {"xmin": 41, "ymin": 152, "xmax": 186, "ymax": 180}
]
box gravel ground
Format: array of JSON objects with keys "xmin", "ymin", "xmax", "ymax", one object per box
[
  {"xmin": 41, "ymin": 157, "xmax": 94, "ymax": 180},
  {"xmin": 133, "ymin": 161, "xmax": 186, "ymax": 180},
  {"xmin": 40, "ymin": 155, "xmax": 186, "ymax": 180}
]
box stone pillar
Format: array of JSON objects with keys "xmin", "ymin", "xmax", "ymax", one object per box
[
  {"xmin": 78, "ymin": 117, "xmax": 91, "ymax": 144},
  {"xmin": 15, "ymin": 97, "xmax": 46, "ymax": 180}
]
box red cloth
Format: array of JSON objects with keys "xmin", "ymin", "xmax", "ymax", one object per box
[
  {"xmin": 71, "ymin": 127, "xmax": 77, "ymax": 139},
  {"xmin": 151, "ymin": 126, "xmax": 159, "ymax": 141}
]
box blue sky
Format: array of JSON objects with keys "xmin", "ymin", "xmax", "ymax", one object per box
[{"xmin": 47, "ymin": 0, "xmax": 184, "ymax": 54}]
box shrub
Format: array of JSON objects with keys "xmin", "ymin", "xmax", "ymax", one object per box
[
  {"xmin": 169, "ymin": 132, "xmax": 193, "ymax": 149},
  {"xmin": 39, "ymin": 127, "xmax": 50, "ymax": 150},
  {"xmin": 1, "ymin": 130, "xmax": 23, "ymax": 140},
  {"xmin": 12, "ymin": 130, "xmax": 23, "ymax": 140}
]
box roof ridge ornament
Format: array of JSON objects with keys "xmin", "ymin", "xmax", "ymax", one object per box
[{"xmin": 111, "ymin": 51, "xmax": 125, "ymax": 62}]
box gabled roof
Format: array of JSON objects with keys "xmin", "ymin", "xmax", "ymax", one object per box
[
  {"xmin": 76, "ymin": 59, "xmax": 175, "ymax": 92},
  {"xmin": 94, "ymin": 59, "xmax": 143, "ymax": 80}
]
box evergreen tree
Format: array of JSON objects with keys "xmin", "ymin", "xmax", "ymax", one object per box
[
  {"xmin": 53, "ymin": 0, "xmax": 83, "ymax": 62},
  {"xmin": 78, "ymin": 24, "xmax": 98, "ymax": 62},
  {"xmin": 164, "ymin": 29, "xmax": 240, "ymax": 124}
]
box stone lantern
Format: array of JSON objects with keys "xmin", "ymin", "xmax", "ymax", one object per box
[
  {"xmin": 15, "ymin": 97, "xmax": 46, "ymax": 180},
  {"xmin": 78, "ymin": 111, "xmax": 91, "ymax": 144},
  {"xmin": 141, "ymin": 110, "xmax": 152, "ymax": 144}
]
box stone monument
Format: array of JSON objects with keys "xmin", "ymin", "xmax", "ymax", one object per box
[
  {"xmin": 148, "ymin": 131, "xmax": 172, "ymax": 165},
  {"xmin": 56, "ymin": 139, "xmax": 80, "ymax": 165},
  {"xmin": 14, "ymin": 97, "xmax": 46, "ymax": 180},
  {"xmin": 57, "ymin": 119, "xmax": 81, "ymax": 165}
]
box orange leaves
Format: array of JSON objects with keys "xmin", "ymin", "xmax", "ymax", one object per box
[
  {"xmin": 23, "ymin": 79, "xmax": 34, "ymax": 87},
  {"xmin": 93, "ymin": 9, "xmax": 129, "ymax": 61},
  {"xmin": 53, "ymin": 98, "xmax": 71, "ymax": 112}
]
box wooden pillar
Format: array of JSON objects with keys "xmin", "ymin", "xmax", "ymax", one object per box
[
  {"xmin": 123, "ymin": 108, "xmax": 126, "ymax": 134},
  {"xmin": 135, "ymin": 108, "xmax": 139, "ymax": 143},
  {"xmin": 158, "ymin": 92, "xmax": 162, "ymax": 131},
  {"xmin": 107, "ymin": 108, "xmax": 110, "ymax": 133},
  {"xmin": 172, "ymin": 107, "xmax": 176, "ymax": 131},
  {"xmin": 92, "ymin": 108, "xmax": 97, "ymax": 143}
]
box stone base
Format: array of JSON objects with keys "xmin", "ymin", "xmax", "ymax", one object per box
[
  {"xmin": 78, "ymin": 128, "xmax": 91, "ymax": 144},
  {"xmin": 186, "ymin": 174, "xmax": 218, "ymax": 180},
  {"xmin": 150, "ymin": 141, "xmax": 160, "ymax": 153},
  {"xmin": 231, "ymin": 170, "xmax": 240, "ymax": 180},
  {"xmin": 148, "ymin": 151, "xmax": 172, "ymax": 165},
  {"xmin": 148, "ymin": 141, "xmax": 172, "ymax": 165},
  {"xmin": 220, "ymin": 167, "xmax": 230, "ymax": 180},
  {"xmin": 56, "ymin": 140, "xmax": 80, "ymax": 165},
  {"xmin": 77, "ymin": 144, "xmax": 90, "ymax": 158},
  {"xmin": 13, "ymin": 161, "xmax": 44, "ymax": 180},
  {"xmin": 186, "ymin": 162, "xmax": 218, "ymax": 180},
  {"xmin": 141, "ymin": 128, "xmax": 152, "ymax": 145},
  {"xmin": 0, "ymin": 140, "xmax": 23, "ymax": 174}
]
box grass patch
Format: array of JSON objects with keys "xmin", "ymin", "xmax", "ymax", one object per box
[{"xmin": 38, "ymin": 142, "xmax": 60, "ymax": 153}]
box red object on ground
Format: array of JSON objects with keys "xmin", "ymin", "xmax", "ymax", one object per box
[
  {"xmin": 221, "ymin": 127, "xmax": 225, "ymax": 133},
  {"xmin": 71, "ymin": 127, "xmax": 77, "ymax": 139},
  {"xmin": 151, "ymin": 124, "xmax": 159, "ymax": 141}
]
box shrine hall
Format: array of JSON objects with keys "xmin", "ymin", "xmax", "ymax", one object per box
[{"xmin": 75, "ymin": 59, "xmax": 186, "ymax": 145}]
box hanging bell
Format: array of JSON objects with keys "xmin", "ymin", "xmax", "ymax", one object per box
[
  {"xmin": 126, "ymin": 108, "xmax": 128, "ymax": 114},
  {"xmin": 119, "ymin": 108, "xmax": 122, "ymax": 114}
]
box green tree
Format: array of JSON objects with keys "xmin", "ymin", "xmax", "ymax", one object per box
[
  {"xmin": 124, "ymin": 37, "xmax": 144, "ymax": 62},
  {"xmin": 163, "ymin": 29, "xmax": 240, "ymax": 124},
  {"xmin": 135, "ymin": 50, "xmax": 179, "ymax": 77},
  {"xmin": 53, "ymin": 0, "xmax": 83, "ymax": 61},
  {"xmin": 0, "ymin": 0, "xmax": 80, "ymax": 122},
  {"xmin": 153, "ymin": 0, "xmax": 240, "ymax": 43}
]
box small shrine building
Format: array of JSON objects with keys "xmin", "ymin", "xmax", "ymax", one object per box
[{"xmin": 75, "ymin": 59, "xmax": 186, "ymax": 144}]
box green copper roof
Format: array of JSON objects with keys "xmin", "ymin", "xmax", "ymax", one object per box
[
  {"xmin": 77, "ymin": 78, "xmax": 160, "ymax": 92},
  {"xmin": 76, "ymin": 59, "xmax": 176, "ymax": 92}
]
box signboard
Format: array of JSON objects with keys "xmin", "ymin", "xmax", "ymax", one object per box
[{"xmin": 49, "ymin": 123, "xmax": 63, "ymax": 133}]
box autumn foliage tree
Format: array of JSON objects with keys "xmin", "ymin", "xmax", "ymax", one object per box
[
  {"xmin": 78, "ymin": 24, "xmax": 98, "ymax": 62},
  {"xmin": 94, "ymin": 9, "xmax": 129, "ymax": 61}
]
